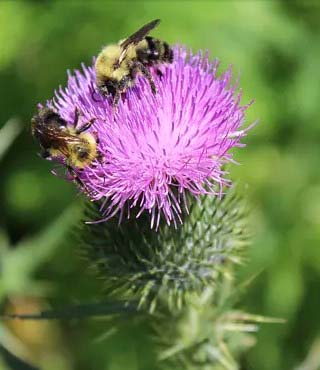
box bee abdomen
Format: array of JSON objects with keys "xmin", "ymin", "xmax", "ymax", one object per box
[
  {"xmin": 138, "ymin": 36, "xmax": 173, "ymax": 65},
  {"xmin": 161, "ymin": 39, "xmax": 173, "ymax": 63}
]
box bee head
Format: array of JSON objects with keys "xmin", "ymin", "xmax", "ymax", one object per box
[
  {"xmin": 99, "ymin": 79, "xmax": 118, "ymax": 97},
  {"xmin": 73, "ymin": 144, "xmax": 89, "ymax": 160}
]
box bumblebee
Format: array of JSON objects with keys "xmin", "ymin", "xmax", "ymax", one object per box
[
  {"xmin": 31, "ymin": 107, "xmax": 98, "ymax": 185},
  {"xmin": 95, "ymin": 19, "xmax": 173, "ymax": 107}
]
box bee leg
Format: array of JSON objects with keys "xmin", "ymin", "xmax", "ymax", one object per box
[
  {"xmin": 73, "ymin": 107, "xmax": 81, "ymax": 128},
  {"xmin": 155, "ymin": 69, "xmax": 163, "ymax": 79},
  {"xmin": 112, "ymin": 76, "xmax": 131, "ymax": 109},
  {"xmin": 66, "ymin": 165, "xmax": 91, "ymax": 195},
  {"xmin": 76, "ymin": 118, "xmax": 96, "ymax": 134},
  {"xmin": 97, "ymin": 152, "xmax": 103, "ymax": 163},
  {"xmin": 133, "ymin": 61, "xmax": 157, "ymax": 94},
  {"xmin": 94, "ymin": 132, "xmax": 100, "ymax": 144},
  {"xmin": 113, "ymin": 90, "xmax": 121, "ymax": 110},
  {"xmin": 40, "ymin": 149, "xmax": 50, "ymax": 159}
]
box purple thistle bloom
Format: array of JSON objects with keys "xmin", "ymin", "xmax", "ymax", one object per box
[{"xmin": 49, "ymin": 46, "xmax": 254, "ymax": 228}]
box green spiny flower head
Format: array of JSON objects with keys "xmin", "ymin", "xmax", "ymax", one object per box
[{"xmin": 81, "ymin": 190, "xmax": 249, "ymax": 313}]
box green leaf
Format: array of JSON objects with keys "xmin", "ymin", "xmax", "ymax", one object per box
[
  {"xmin": 0, "ymin": 202, "xmax": 82, "ymax": 298},
  {"xmin": 1, "ymin": 300, "xmax": 137, "ymax": 321}
]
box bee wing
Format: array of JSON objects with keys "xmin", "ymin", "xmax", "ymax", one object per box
[
  {"xmin": 57, "ymin": 132, "xmax": 84, "ymax": 146},
  {"xmin": 42, "ymin": 126, "xmax": 82, "ymax": 154},
  {"xmin": 116, "ymin": 19, "xmax": 160, "ymax": 67},
  {"xmin": 120, "ymin": 19, "xmax": 160, "ymax": 49}
]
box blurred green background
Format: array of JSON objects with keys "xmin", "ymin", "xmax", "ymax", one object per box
[{"xmin": 0, "ymin": 1, "xmax": 320, "ymax": 369}]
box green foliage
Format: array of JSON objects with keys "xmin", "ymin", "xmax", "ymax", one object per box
[
  {"xmin": 152, "ymin": 285, "xmax": 282, "ymax": 370},
  {"xmin": 0, "ymin": 118, "xmax": 22, "ymax": 161},
  {"xmin": 0, "ymin": 203, "xmax": 82, "ymax": 299}
]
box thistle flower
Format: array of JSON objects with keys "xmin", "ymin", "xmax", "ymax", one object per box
[{"xmin": 49, "ymin": 46, "xmax": 253, "ymax": 227}]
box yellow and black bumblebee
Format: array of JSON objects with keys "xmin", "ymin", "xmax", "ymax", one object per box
[
  {"xmin": 31, "ymin": 107, "xmax": 99, "ymax": 187},
  {"xmin": 95, "ymin": 19, "xmax": 173, "ymax": 107}
]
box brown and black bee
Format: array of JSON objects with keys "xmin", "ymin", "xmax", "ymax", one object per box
[
  {"xmin": 31, "ymin": 107, "xmax": 99, "ymax": 187},
  {"xmin": 95, "ymin": 19, "xmax": 173, "ymax": 108}
]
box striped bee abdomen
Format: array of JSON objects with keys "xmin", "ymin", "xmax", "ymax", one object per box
[{"xmin": 137, "ymin": 36, "xmax": 173, "ymax": 65}]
